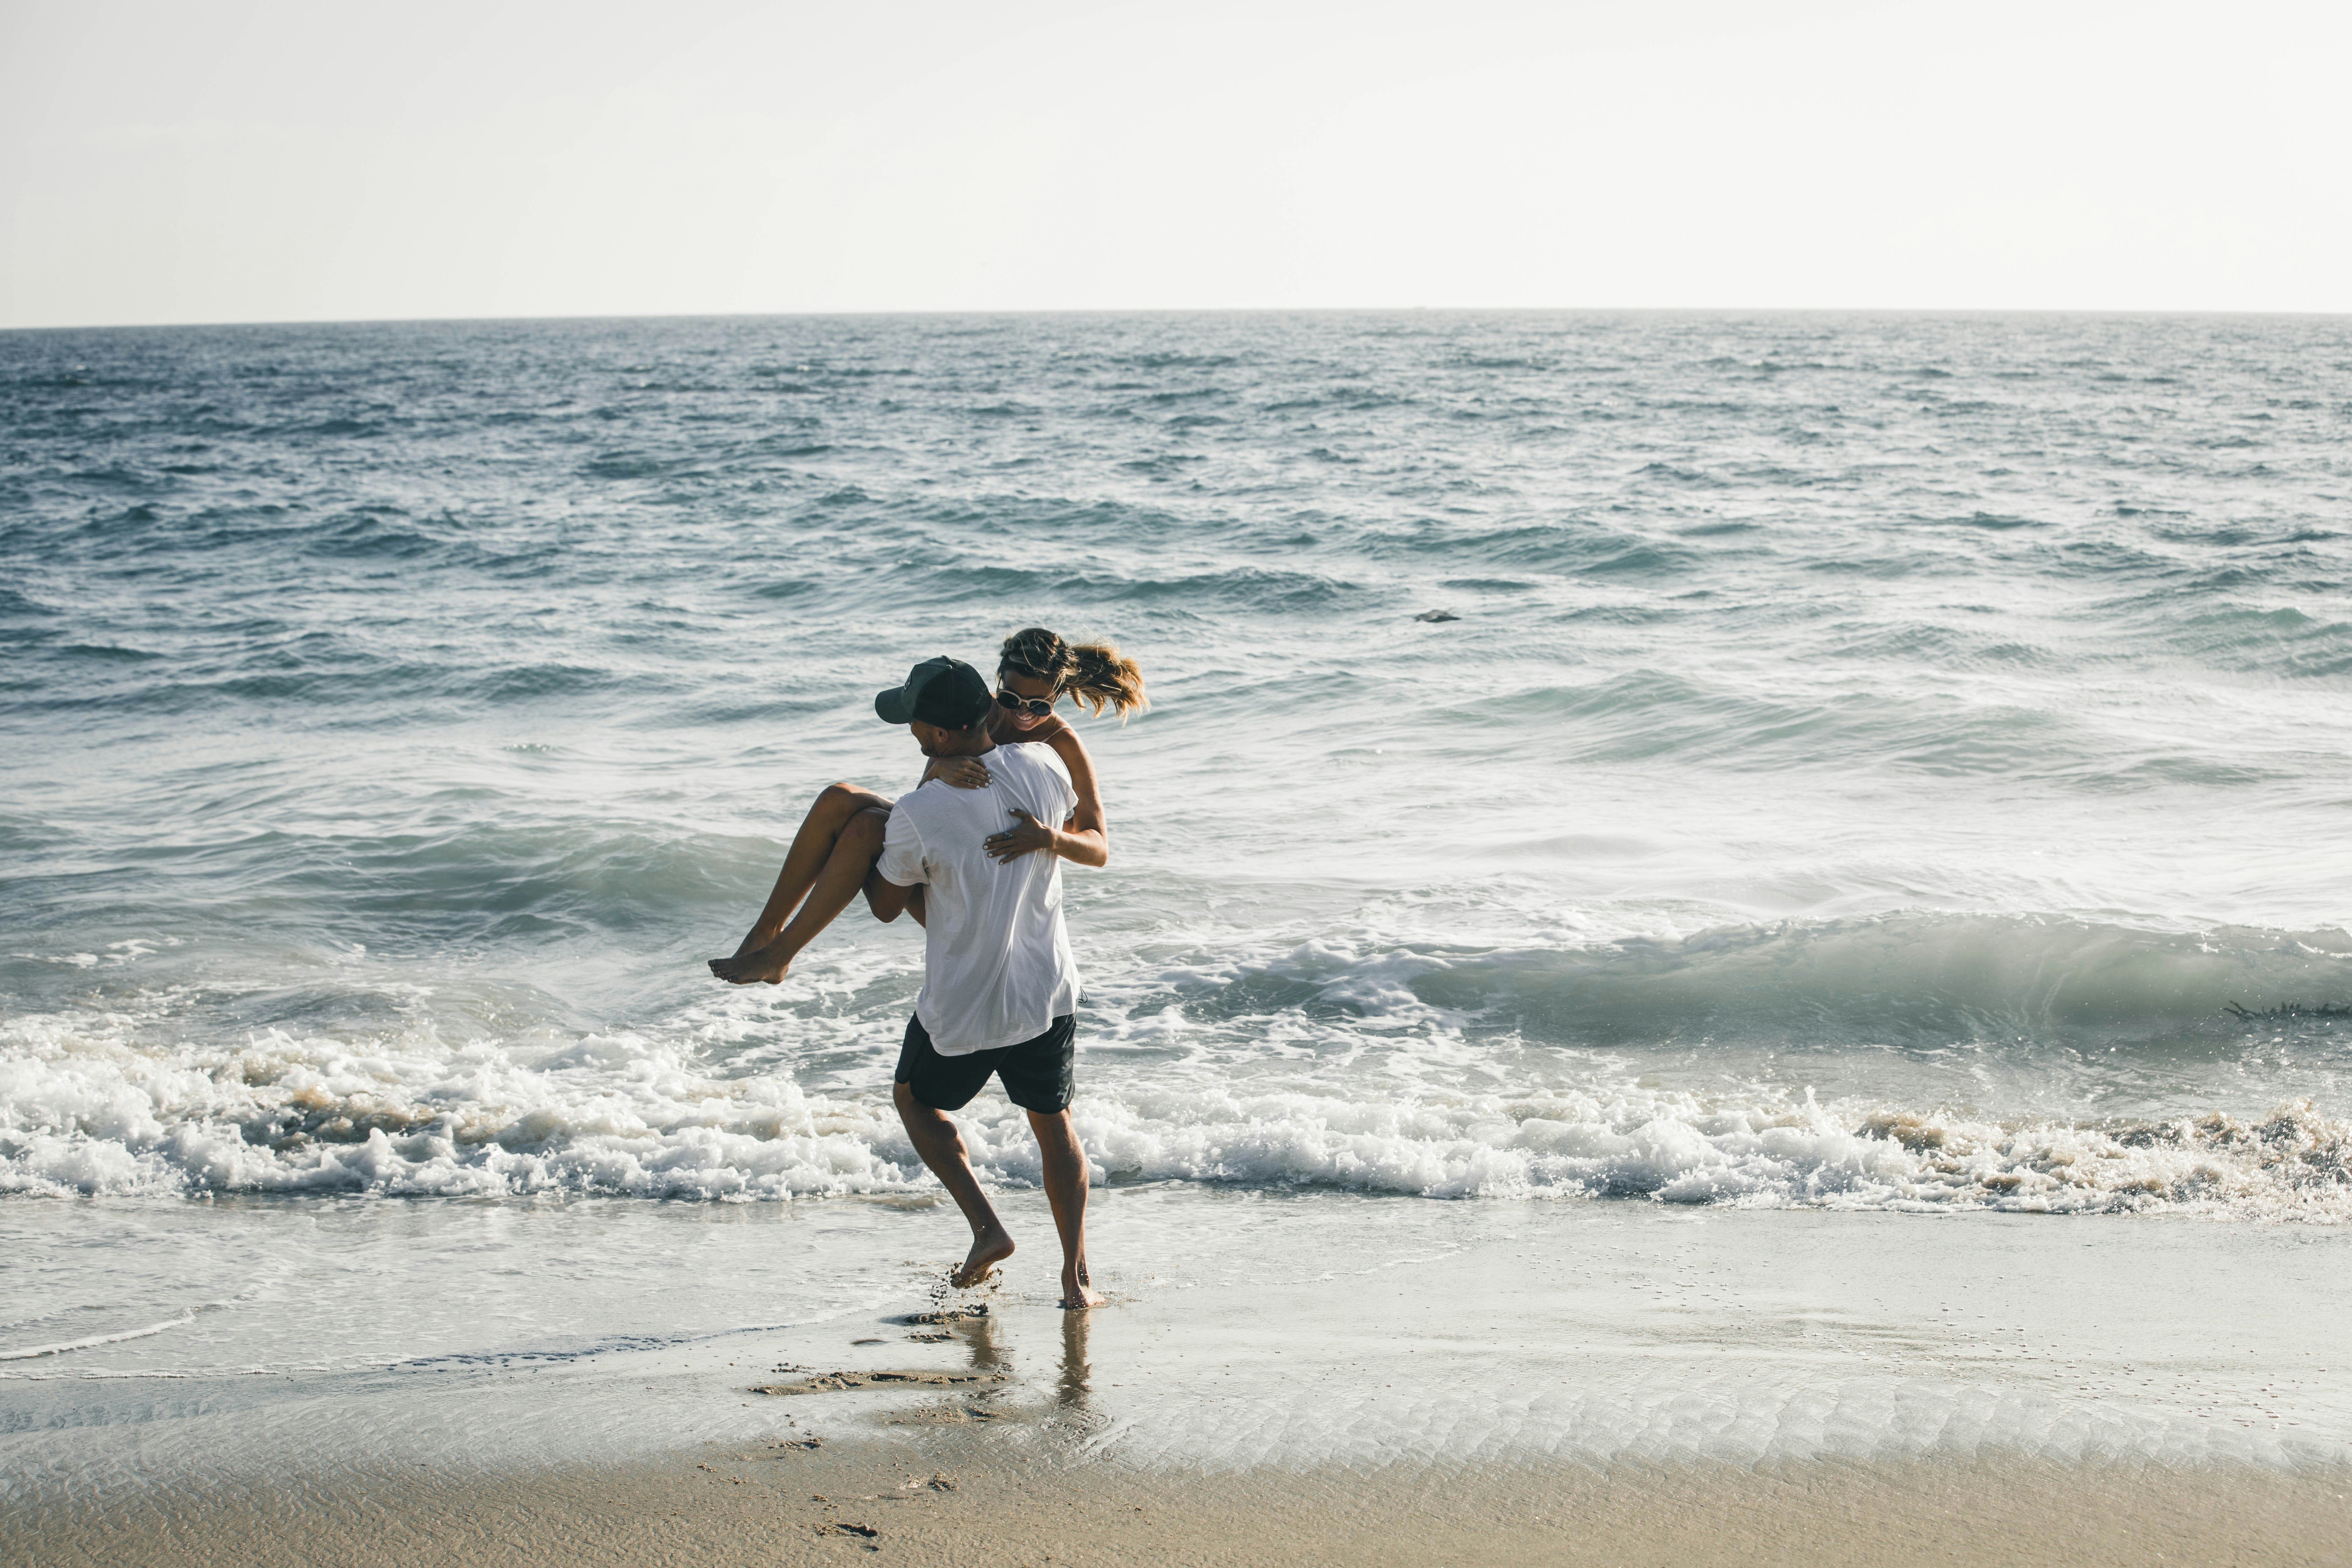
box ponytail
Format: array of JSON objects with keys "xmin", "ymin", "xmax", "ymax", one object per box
[{"xmin": 1065, "ymin": 640, "xmax": 1148, "ymax": 720}]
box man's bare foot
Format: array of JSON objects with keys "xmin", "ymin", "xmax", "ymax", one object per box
[
  {"xmin": 1059, "ymin": 1264, "xmax": 1102, "ymax": 1310},
  {"xmin": 952, "ymin": 1225, "xmax": 1015, "ymax": 1288},
  {"xmin": 708, "ymin": 944, "xmax": 790, "ymax": 984}
]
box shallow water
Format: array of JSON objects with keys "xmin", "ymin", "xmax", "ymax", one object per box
[
  {"xmin": 3, "ymin": 1191, "xmax": 2346, "ymax": 1484},
  {"xmin": 3, "ymin": 311, "xmax": 2350, "ymax": 1227}
]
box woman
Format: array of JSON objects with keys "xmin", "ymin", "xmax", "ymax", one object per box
[{"xmin": 707, "ymin": 628, "xmax": 1146, "ymax": 985}]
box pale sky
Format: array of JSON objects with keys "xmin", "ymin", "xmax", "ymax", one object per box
[{"xmin": 2, "ymin": 0, "xmax": 2345, "ymax": 327}]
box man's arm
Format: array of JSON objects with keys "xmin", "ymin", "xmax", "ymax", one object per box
[
  {"xmin": 868, "ymin": 806, "xmax": 928, "ymax": 923},
  {"xmin": 864, "ymin": 867, "xmax": 920, "ymax": 923}
]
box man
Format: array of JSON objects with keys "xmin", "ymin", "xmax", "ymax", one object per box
[{"xmin": 862, "ymin": 655, "xmax": 1103, "ymax": 1310}]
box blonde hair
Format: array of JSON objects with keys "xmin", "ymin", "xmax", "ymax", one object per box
[{"xmin": 999, "ymin": 627, "xmax": 1148, "ymax": 720}]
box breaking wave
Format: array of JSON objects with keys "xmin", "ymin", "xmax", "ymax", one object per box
[{"xmin": 5, "ymin": 959, "xmax": 2347, "ymax": 1217}]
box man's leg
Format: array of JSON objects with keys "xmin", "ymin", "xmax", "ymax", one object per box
[
  {"xmin": 895, "ymin": 1082, "xmax": 1016, "ymax": 1288},
  {"xmin": 1027, "ymin": 1107, "xmax": 1101, "ymax": 1310},
  {"xmin": 710, "ymin": 806, "xmax": 891, "ymax": 984}
]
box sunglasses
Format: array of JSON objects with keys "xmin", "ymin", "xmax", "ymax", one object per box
[{"xmin": 995, "ymin": 687, "xmax": 1057, "ymax": 718}]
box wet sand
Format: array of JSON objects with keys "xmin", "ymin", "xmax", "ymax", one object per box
[
  {"xmin": 7, "ymin": 1190, "xmax": 2350, "ymax": 1566},
  {"xmin": 16, "ymin": 1443, "xmax": 2352, "ymax": 1568}
]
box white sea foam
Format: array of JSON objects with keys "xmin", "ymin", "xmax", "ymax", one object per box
[
  {"xmin": 5, "ymin": 986, "xmax": 2345, "ymax": 1218},
  {"xmin": 0, "ymin": 1313, "xmax": 197, "ymax": 1362}
]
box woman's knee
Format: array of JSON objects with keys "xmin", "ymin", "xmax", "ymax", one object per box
[
  {"xmin": 810, "ymin": 782, "xmax": 884, "ymax": 829},
  {"xmin": 814, "ymin": 781, "xmax": 866, "ymax": 818}
]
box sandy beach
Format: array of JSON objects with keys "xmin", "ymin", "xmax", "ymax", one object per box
[
  {"xmin": 20, "ymin": 1446, "xmax": 2352, "ymax": 1567},
  {"xmin": 8, "ymin": 1189, "xmax": 2348, "ymax": 1566}
]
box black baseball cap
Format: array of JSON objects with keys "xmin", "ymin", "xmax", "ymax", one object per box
[{"xmin": 875, "ymin": 655, "xmax": 992, "ymax": 728}]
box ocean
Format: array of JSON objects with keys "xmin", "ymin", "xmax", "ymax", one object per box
[{"xmin": 3, "ymin": 312, "xmax": 2350, "ymax": 1485}]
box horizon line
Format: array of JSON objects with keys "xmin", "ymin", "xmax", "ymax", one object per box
[{"xmin": 7, "ymin": 303, "xmax": 2352, "ymax": 335}]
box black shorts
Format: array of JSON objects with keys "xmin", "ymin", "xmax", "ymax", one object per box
[{"xmin": 894, "ymin": 1012, "xmax": 1076, "ymax": 1114}]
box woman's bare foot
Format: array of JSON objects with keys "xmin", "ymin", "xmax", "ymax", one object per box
[
  {"xmin": 1059, "ymin": 1262, "xmax": 1102, "ymax": 1310},
  {"xmin": 952, "ymin": 1224, "xmax": 1015, "ymax": 1288},
  {"xmin": 707, "ymin": 943, "xmax": 790, "ymax": 984}
]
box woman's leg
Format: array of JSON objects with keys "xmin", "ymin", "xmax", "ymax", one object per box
[
  {"xmin": 710, "ymin": 804, "xmax": 902, "ymax": 984},
  {"xmin": 727, "ymin": 783, "xmax": 890, "ymax": 956},
  {"xmin": 709, "ymin": 785, "xmax": 889, "ymax": 983}
]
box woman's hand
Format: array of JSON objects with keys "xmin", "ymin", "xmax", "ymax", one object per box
[
  {"xmin": 924, "ymin": 756, "xmax": 992, "ymax": 790},
  {"xmin": 983, "ymin": 807, "xmax": 1057, "ymax": 862}
]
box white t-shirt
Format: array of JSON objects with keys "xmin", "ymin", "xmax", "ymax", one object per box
[{"xmin": 876, "ymin": 742, "xmax": 1080, "ymax": 1055}]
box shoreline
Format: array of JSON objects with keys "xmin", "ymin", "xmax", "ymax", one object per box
[{"xmin": 8, "ymin": 1192, "xmax": 2350, "ymax": 1564}]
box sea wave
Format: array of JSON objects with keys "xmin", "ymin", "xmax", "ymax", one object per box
[
  {"xmin": 1388, "ymin": 915, "xmax": 2352, "ymax": 1047},
  {"xmin": 4, "ymin": 937, "xmax": 2347, "ymax": 1217}
]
